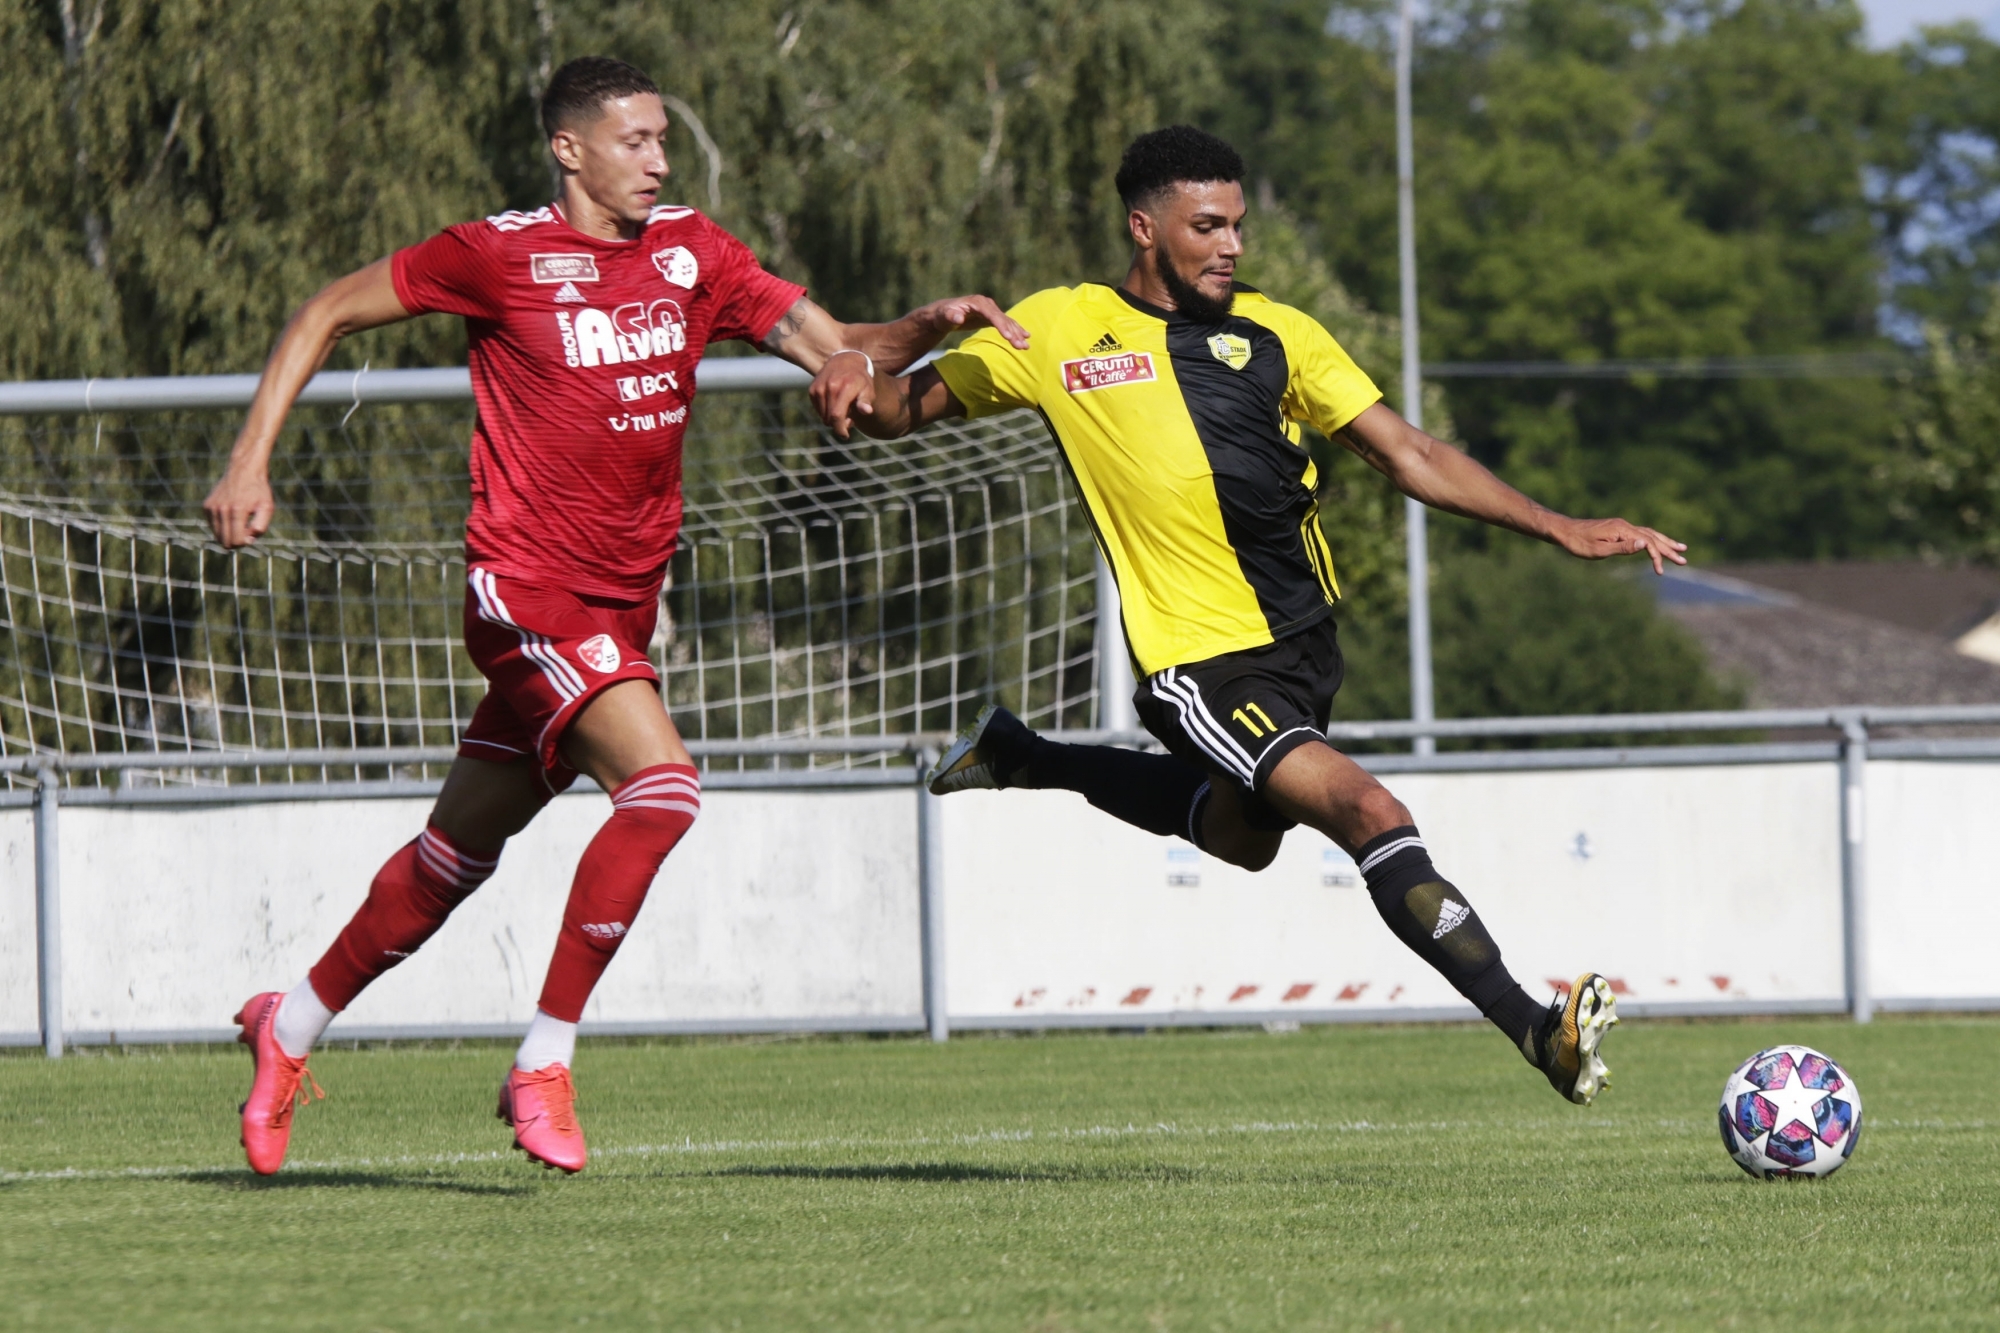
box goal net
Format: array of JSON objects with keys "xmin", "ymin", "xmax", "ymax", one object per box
[{"xmin": 0, "ymin": 390, "xmax": 1104, "ymax": 787}]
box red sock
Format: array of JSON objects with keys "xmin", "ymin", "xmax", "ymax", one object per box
[
  {"xmin": 308, "ymin": 825, "xmax": 501, "ymax": 1011},
  {"xmin": 537, "ymin": 764, "xmax": 700, "ymax": 1022}
]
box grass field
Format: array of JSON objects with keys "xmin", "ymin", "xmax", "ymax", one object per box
[{"xmin": 3, "ymin": 1017, "xmax": 1997, "ymax": 1331}]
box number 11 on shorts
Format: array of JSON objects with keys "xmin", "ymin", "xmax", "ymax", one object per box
[{"xmin": 1232, "ymin": 701, "xmax": 1277, "ymax": 737}]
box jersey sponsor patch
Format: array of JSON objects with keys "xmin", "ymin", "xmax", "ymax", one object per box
[
  {"xmin": 556, "ymin": 299, "xmax": 689, "ymax": 368},
  {"xmin": 652, "ymin": 245, "xmax": 699, "ymax": 288},
  {"xmin": 1062, "ymin": 351, "xmax": 1156, "ymax": 394},
  {"xmin": 577, "ymin": 633, "xmax": 623, "ymax": 673},
  {"xmin": 530, "ymin": 253, "xmax": 600, "ymax": 284},
  {"xmin": 607, "ymin": 406, "xmax": 688, "ymax": 432},
  {"xmin": 616, "ymin": 370, "xmax": 679, "ymax": 402},
  {"xmin": 1207, "ymin": 333, "xmax": 1252, "ymax": 370}
]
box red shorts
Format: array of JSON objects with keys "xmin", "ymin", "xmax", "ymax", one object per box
[{"xmin": 460, "ymin": 566, "xmax": 662, "ymax": 794}]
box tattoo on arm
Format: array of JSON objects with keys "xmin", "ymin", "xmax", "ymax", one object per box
[
  {"xmin": 760, "ymin": 297, "xmax": 812, "ymax": 353},
  {"xmin": 1337, "ymin": 427, "xmax": 1384, "ymax": 468}
]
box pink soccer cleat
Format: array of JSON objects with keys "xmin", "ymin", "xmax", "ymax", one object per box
[
  {"xmin": 235, "ymin": 991, "xmax": 324, "ymax": 1175},
  {"xmin": 497, "ymin": 1064, "xmax": 587, "ymax": 1173}
]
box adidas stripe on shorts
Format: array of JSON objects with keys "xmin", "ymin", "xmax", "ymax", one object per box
[{"xmin": 1132, "ymin": 615, "xmax": 1345, "ymax": 832}]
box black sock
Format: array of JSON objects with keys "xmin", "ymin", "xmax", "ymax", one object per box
[
  {"xmin": 1019, "ymin": 739, "xmax": 1211, "ymax": 843},
  {"xmin": 1356, "ymin": 825, "xmax": 1546, "ymax": 1057}
]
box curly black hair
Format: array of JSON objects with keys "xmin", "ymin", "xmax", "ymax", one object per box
[
  {"xmin": 1114, "ymin": 126, "xmax": 1245, "ymax": 211},
  {"xmin": 540, "ymin": 56, "xmax": 660, "ymax": 137}
]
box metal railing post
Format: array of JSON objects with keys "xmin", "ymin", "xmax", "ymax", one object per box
[
  {"xmin": 33, "ymin": 761, "xmax": 63, "ymax": 1058},
  {"xmin": 1396, "ymin": 0, "xmax": 1436, "ymax": 758},
  {"xmin": 916, "ymin": 752, "xmax": 949, "ymax": 1042},
  {"xmin": 1095, "ymin": 554, "xmax": 1136, "ymax": 734},
  {"xmin": 1839, "ymin": 716, "xmax": 1871, "ymax": 1025}
]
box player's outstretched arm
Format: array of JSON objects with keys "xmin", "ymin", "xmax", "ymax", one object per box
[
  {"xmin": 203, "ymin": 259, "xmax": 412, "ymax": 549},
  {"xmin": 1337, "ymin": 402, "xmax": 1688, "ymax": 573},
  {"xmin": 760, "ymin": 295, "xmax": 1026, "ymax": 438},
  {"xmin": 810, "ymin": 364, "xmax": 966, "ymax": 442}
]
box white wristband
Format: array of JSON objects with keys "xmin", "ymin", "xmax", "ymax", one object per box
[{"xmin": 825, "ymin": 348, "xmax": 875, "ymax": 378}]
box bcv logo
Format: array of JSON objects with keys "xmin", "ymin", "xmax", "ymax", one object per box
[
  {"xmin": 556, "ymin": 299, "xmax": 688, "ymax": 368},
  {"xmin": 617, "ymin": 370, "xmax": 678, "ymax": 402}
]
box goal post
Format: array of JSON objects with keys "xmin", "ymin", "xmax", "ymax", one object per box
[{"xmin": 0, "ymin": 374, "xmax": 1106, "ymax": 785}]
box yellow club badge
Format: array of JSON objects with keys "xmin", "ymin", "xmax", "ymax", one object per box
[{"xmin": 1207, "ymin": 332, "xmax": 1251, "ymax": 370}]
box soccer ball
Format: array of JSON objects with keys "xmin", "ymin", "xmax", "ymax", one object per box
[{"xmin": 1717, "ymin": 1045, "xmax": 1863, "ymax": 1179}]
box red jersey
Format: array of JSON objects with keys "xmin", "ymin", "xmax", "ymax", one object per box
[{"xmin": 391, "ymin": 203, "xmax": 805, "ymax": 600}]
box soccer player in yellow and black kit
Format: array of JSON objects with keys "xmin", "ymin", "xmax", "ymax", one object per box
[{"xmin": 813, "ymin": 127, "xmax": 1690, "ymax": 1105}]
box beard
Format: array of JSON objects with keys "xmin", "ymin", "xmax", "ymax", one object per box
[{"xmin": 1153, "ymin": 247, "xmax": 1235, "ymax": 323}]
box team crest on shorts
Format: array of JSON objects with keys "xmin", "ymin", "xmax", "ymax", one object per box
[
  {"xmin": 577, "ymin": 633, "xmax": 623, "ymax": 673},
  {"xmin": 1207, "ymin": 333, "xmax": 1252, "ymax": 370}
]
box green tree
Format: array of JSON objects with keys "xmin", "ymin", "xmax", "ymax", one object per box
[
  {"xmin": 1212, "ymin": 0, "xmax": 1925, "ymax": 560},
  {"xmin": 1892, "ymin": 296, "xmax": 2000, "ymax": 561},
  {"xmin": 1429, "ymin": 540, "xmax": 1744, "ymax": 727},
  {"xmin": 1883, "ymin": 24, "xmax": 2000, "ymax": 338},
  {"xmin": 0, "ymin": 0, "xmax": 1222, "ymax": 380},
  {"xmin": 575, "ymin": 1, "xmax": 1220, "ymax": 321},
  {"xmin": 1327, "ymin": 533, "xmax": 1746, "ymax": 730},
  {"xmin": 0, "ymin": 0, "xmax": 546, "ymax": 379}
]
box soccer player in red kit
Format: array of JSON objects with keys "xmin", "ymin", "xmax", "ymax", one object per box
[{"xmin": 203, "ymin": 56, "xmax": 1027, "ymax": 1175}]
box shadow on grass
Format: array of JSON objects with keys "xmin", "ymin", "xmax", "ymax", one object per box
[
  {"xmin": 190, "ymin": 1169, "xmax": 535, "ymax": 1197},
  {"xmin": 707, "ymin": 1161, "xmax": 1200, "ymax": 1185}
]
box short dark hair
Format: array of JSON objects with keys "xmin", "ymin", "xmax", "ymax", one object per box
[
  {"xmin": 1114, "ymin": 126, "xmax": 1245, "ymax": 211},
  {"xmin": 540, "ymin": 56, "xmax": 660, "ymax": 137}
]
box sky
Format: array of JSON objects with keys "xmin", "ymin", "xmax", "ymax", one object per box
[{"xmin": 1860, "ymin": 0, "xmax": 2000, "ymax": 45}]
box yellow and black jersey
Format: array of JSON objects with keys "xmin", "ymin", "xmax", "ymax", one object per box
[{"xmin": 935, "ymin": 282, "xmax": 1382, "ymax": 675}]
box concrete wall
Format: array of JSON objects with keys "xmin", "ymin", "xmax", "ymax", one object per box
[
  {"xmin": 1867, "ymin": 761, "xmax": 2000, "ymax": 1006},
  {"xmin": 0, "ymin": 810, "xmax": 35, "ymax": 1037},
  {"xmin": 8, "ymin": 788, "xmax": 921, "ymax": 1042},
  {"xmin": 941, "ymin": 762, "xmax": 1847, "ymax": 1022},
  {"xmin": 4, "ymin": 759, "xmax": 1994, "ymax": 1045}
]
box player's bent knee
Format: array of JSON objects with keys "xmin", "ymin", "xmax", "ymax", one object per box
[
  {"xmin": 1356, "ymin": 785, "xmax": 1412, "ymax": 836},
  {"xmin": 430, "ymin": 756, "xmax": 543, "ymax": 849}
]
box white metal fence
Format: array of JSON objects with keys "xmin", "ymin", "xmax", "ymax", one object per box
[{"xmin": 6, "ymin": 706, "xmax": 2000, "ymax": 1057}]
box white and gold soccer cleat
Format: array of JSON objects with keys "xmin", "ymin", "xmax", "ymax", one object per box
[
  {"xmin": 1536, "ymin": 972, "xmax": 1619, "ymax": 1105},
  {"xmin": 923, "ymin": 703, "xmax": 1035, "ymax": 796}
]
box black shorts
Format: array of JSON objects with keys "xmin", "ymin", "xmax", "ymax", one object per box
[{"xmin": 1133, "ymin": 615, "xmax": 1344, "ymax": 831}]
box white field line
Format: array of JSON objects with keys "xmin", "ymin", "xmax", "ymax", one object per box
[
  {"xmin": 0, "ymin": 1119, "xmax": 1572, "ymax": 1184},
  {"xmin": 2, "ymin": 1115, "xmax": 1977, "ymax": 1186}
]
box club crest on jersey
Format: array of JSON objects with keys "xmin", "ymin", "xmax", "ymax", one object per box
[
  {"xmin": 1207, "ymin": 333, "xmax": 1252, "ymax": 370},
  {"xmin": 555, "ymin": 299, "xmax": 688, "ymax": 367},
  {"xmin": 577, "ymin": 634, "xmax": 622, "ymax": 673},
  {"xmin": 652, "ymin": 245, "xmax": 699, "ymax": 289},
  {"xmin": 1062, "ymin": 351, "xmax": 1156, "ymax": 394},
  {"xmin": 530, "ymin": 253, "xmax": 600, "ymax": 284}
]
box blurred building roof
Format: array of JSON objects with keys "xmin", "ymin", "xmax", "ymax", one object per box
[
  {"xmin": 1706, "ymin": 561, "xmax": 2000, "ymax": 639},
  {"xmin": 1654, "ymin": 561, "xmax": 2000, "ymax": 710}
]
